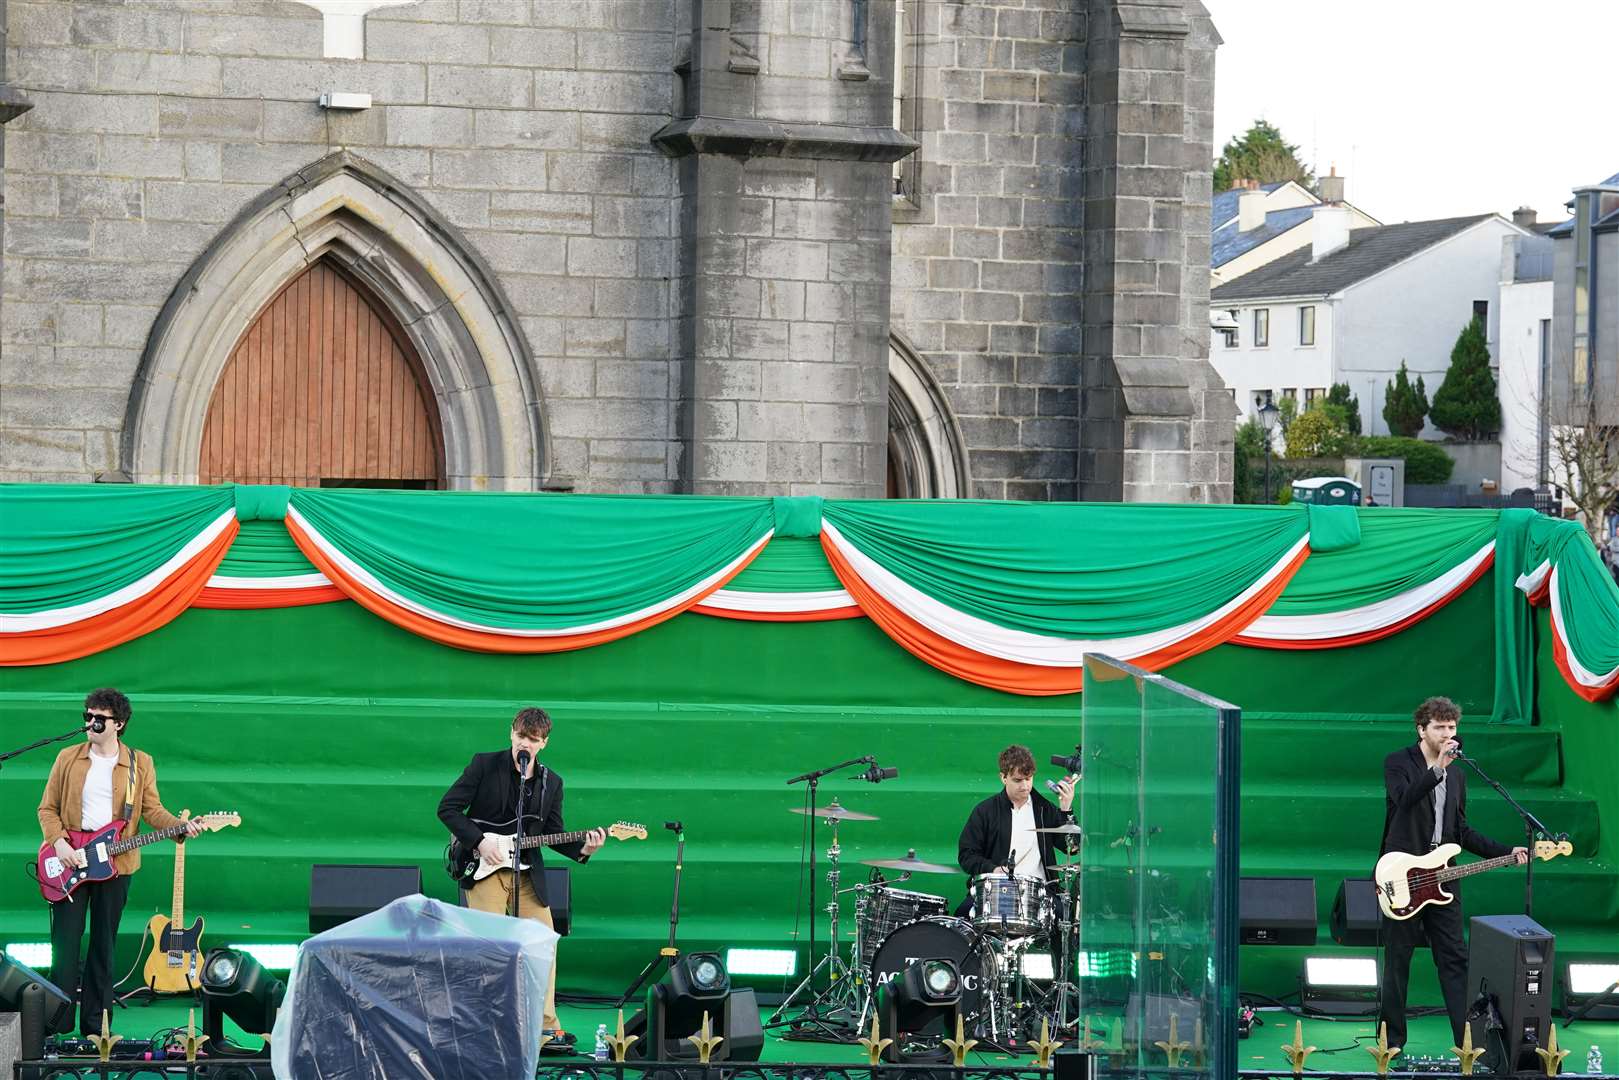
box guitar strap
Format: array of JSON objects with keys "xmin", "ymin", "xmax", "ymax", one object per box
[{"xmin": 117, "ymin": 744, "xmax": 137, "ymax": 825}]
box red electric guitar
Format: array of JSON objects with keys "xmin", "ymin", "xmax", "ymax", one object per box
[{"xmin": 36, "ymin": 812, "xmax": 240, "ymax": 904}]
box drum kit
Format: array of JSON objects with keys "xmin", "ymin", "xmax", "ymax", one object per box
[{"xmin": 772, "ymin": 799, "xmax": 1084, "ymax": 1052}]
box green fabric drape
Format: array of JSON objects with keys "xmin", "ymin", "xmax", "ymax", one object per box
[
  {"xmin": 214, "ymin": 520, "xmax": 321, "ymax": 578},
  {"xmin": 1490, "ymin": 509, "xmax": 1537, "ymax": 724},
  {"xmin": 722, "ymin": 537, "xmax": 844, "ymax": 593},
  {"xmin": 0, "ymin": 484, "xmax": 235, "ymax": 614},
  {"xmin": 821, "ymin": 501, "xmax": 1310, "ymax": 638},
  {"xmin": 287, "ymin": 489, "xmax": 775, "ymax": 630},
  {"xmin": 1266, "ymin": 509, "xmax": 1496, "ymax": 616},
  {"xmin": 1524, "ymin": 513, "xmax": 1619, "ymax": 683}
]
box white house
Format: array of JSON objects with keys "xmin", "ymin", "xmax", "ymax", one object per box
[
  {"xmin": 1210, "ymin": 209, "xmax": 1529, "ymax": 440},
  {"xmin": 1496, "ymin": 225, "xmax": 1556, "ymax": 493},
  {"xmin": 1211, "ymin": 170, "xmax": 1380, "ymax": 287}
]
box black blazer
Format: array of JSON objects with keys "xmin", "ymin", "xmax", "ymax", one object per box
[
  {"xmin": 1379, "ymin": 744, "xmax": 1510, "ymax": 863},
  {"xmin": 958, "ymin": 790, "xmax": 1074, "ymax": 887},
  {"xmin": 438, "ymin": 750, "xmax": 589, "ymax": 907}
]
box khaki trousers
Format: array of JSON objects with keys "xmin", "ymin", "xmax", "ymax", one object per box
[{"xmin": 466, "ymin": 868, "xmax": 560, "ymax": 1030}]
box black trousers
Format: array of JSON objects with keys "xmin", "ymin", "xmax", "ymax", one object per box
[
  {"xmin": 1379, "ymin": 891, "xmax": 1468, "ymax": 1049},
  {"xmin": 49, "ymin": 875, "xmax": 131, "ymax": 1036}
]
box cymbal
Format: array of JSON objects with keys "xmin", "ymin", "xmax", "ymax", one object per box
[
  {"xmin": 789, "ymin": 802, "xmax": 877, "ymax": 822},
  {"xmin": 861, "ymin": 850, "xmax": 957, "ymax": 875},
  {"xmin": 1034, "ymin": 823, "xmax": 1083, "ymax": 835}
]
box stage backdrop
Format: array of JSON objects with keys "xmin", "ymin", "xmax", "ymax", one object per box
[{"xmin": 1, "ymin": 486, "xmax": 1615, "ymax": 1003}]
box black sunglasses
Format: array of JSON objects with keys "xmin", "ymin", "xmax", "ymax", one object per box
[{"xmin": 84, "ymin": 711, "xmax": 117, "ymax": 725}]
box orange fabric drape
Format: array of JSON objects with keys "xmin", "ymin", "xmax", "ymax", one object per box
[
  {"xmin": 822, "ymin": 536, "xmax": 1310, "ymax": 695},
  {"xmin": 1550, "ymin": 622, "xmax": 1619, "ymax": 703},
  {"xmin": 0, "ymin": 522, "xmax": 240, "ymax": 666},
  {"xmin": 1230, "ymin": 549, "xmax": 1494, "ymax": 651},
  {"xmin": 286, "ymin": 517, "xmax": 766, "ymax": 653}
]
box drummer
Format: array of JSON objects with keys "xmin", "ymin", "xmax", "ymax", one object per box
[{"xmin": 956, "ymin": 744, "xmax": 1077, "ymax": 911}]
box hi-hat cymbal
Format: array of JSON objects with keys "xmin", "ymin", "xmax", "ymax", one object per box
[
  {"xmin": 861, "ymin": 849, "xmax": 957, "ymax": 874},
  {"xmin": 1033, "ymin": 822, "xmax": 1084, "ymax": 835},
  {"xmin": 789, "ymin": 801, "xmax": 878, "ymax": 822}
]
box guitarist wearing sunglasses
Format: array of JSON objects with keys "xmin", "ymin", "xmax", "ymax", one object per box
[
  {"xmin": 438, "ymin": 707, "xmax": 605, "ymax": 1050},
  {"xmin": 36, "ymin": 688, "xmax": 204, "ymax": 1037},
  {"xmin": 1378, "ymin": 696, "xmax": 1528, "ymax": 1053}
]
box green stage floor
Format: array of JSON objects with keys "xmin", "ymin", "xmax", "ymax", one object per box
[{"xmin": 68, "ymin": 997, "xmax": 1619, "ymax": 1074}]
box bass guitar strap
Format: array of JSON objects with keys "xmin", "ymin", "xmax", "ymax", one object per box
[{"xmin": 117, "ymin": 744, "xmax": 137, "ymax": 826}]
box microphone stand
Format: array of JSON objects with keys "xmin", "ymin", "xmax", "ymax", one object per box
[
  {"xmin": 0, "ymin": 724, "xmax": 92, "ymax": 770},
  {"xmin": 772, "ymin": 755, "xmax": 875, "ymax": 1032},
  {"xmin": 512, "ymin": 756, "xmax": 531, "ymax": 921},
  {"xmin": 1455, "ymin": 751, "xmax": 1552, "ymax": 918},
  {"xmin": 618, "ymin": 822, "xmax": 686, "ymax": 1008}
]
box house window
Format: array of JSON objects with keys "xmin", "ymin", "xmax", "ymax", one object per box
[
  {"xmin": 891, "ymin": 0, "xmax": 924, "ymax": 208},
  {"xmin": 1280, "ymin": 387, "xmax": 1297, "ymax": 402},
  {"xmin": 1221, "ymin": 328, "xmax": 1237, "ymax": 348},
  {"xmin": 1304, "ymin": 387, "xmax": 1322, "ymax": 407},
  {"xmin": 1472, "ymin": 299, "xmax": 1488, "ymax": 328},
  {"xmin": 1254, "ymin": 308, "xmax": 1270, "ymax": 348},
  {"xmin": 1299, "ymin": 305, "xmax": 1316, "ymax": 346}
]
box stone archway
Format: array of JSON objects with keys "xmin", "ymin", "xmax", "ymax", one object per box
[
  {"xmin": 888, "ymin": 332, "xmax": 969, "ymax": 498},
  {"xmin": 121, "ymin": 151, "xmax": 546, "ymax": 489}
]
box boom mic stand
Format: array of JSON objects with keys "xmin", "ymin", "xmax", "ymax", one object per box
[
  {"xmin": 772, "ymin": 755, "xmax": 878, "ymax": 1037},
  {"xmin": 1454, "ymin": 749, "xmax": 1559, "ymax": 918},
  {"xmin": 0, "ymin": 723, "xmax": 92, "ymax": 770},
  {"xmin": 617, "ymin": 821, "xmax": 686, "ymax": 1007}
]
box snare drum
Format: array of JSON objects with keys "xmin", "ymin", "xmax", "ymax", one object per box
[
  {"xmin": 969, "ymin": 874, "xmax": 1051, "ymax": 936},
  {"xmin": 859, "ymin": 885, "xmax": 948, "ymax": 968}
]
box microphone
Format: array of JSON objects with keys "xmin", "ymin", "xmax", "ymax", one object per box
[
  {"xmin": 1446, "ymin": 737, "xmax": 1466, "ymax": 760},
  {"xmin": 664, "ymin": 820, "xmax": 683, "ymax": 833},
  {"xmin": 855, "ymin": 763, "xmax": 898, "ymax": 783},
  {"xmin": 516, "ymin": 748, "xmax": 531, "ymax": 771},
  {"xmin": 86, "ymin": 717, "xmax": 106, "ymax": 734}
]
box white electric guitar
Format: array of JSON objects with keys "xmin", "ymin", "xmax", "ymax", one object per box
[
  {"xmin": 1374, "ymin": 836, "xmax": 1572, "ymax": 920},
  {"xmin": 445, "ymin": 820, "xmax": 646, "ymax": 882}
]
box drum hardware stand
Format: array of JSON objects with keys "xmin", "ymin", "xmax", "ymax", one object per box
[
  {"xmin": 773, "ymin": 812, "xmax": 863, "ymax": 1036},
  {"xmin": 1046, "ymin": 862, "xmax": 1084, "ymax": 1032}
]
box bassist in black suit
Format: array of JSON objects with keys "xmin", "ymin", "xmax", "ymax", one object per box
[
  {"xmin": 1378, "ymin": 696, "xmax": 1526, "ymax": 1050},
  {"xmin": 438, "ymin": 707, "xmax": 604, "ymax": 1047}
]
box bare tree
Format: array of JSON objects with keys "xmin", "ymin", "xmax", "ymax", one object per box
[{"xmin": 1548, "ymin": 394, "xmax": 1619, "ymax": 543}]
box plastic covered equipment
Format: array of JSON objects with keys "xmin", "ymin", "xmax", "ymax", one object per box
[{"xmin": 272, "ymin": 893, "xmax": 557, "ymax": 1080}]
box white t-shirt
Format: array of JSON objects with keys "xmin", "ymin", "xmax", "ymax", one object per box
[
  {"xmin": 81, "ymin": 748, "xmax": 119, "ymax": 831},
  {"xmin": 1009, "ymin": 799, "xmax": 1043, "ymax": 880}
]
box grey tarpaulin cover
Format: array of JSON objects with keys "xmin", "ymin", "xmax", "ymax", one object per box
[{"xmin": 272, "ymin": 894, "xmax": 556, "ymax": 1080}]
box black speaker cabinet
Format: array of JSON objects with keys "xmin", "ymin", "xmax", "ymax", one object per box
[
  {"xmin": 1239, "ymin": 876, "xmax": 1318, "ymax": 945},
  {"xmin": 1466, "ymin": 914, "xmax": 1555, "ymax": 1075},
  {"xmin": 0, "ymin": 955, "xmax": 75, "ymax": 1039},
  {"xmin": 1330, "ymin": 879, "xmax": 1383, "ymax": 947},
  {"xmin": 308, "ymin": 863, "xmax": 422, "ymax": 933}
]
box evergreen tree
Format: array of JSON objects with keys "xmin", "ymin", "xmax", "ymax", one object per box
[
  {"xmin": 1213, "ymin": 120, "xmax": 1315, "ymax": 194},
  {"xmin": 1429, "ymin": 318, "xmax": 1502, "ymax": 441},
  {"xmin": 1324, "ymin": 382, "xmax": 1362, "ymax": 436},
  {"xmin": 1382, "ymin": 362, "xmax": 1429, "ymax": 438}
]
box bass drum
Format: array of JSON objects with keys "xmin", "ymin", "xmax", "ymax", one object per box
[{"xmin": 869, "ymin": 916, "xmax": 983, "ymax": 1018}]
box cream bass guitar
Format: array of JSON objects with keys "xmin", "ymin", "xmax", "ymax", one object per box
[{"xmin": 1373, "ymin": 837, "xmax": 1572, "ymax": 920}]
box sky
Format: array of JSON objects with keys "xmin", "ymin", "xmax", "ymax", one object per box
[{"xmin": 1201, "ymin": 0, "xmax": 1619, "ymax": 227}]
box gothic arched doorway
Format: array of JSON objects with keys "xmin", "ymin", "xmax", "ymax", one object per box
[
  {"xmin": 887, "ymin": 334, "xmax": 969, "ymax": 497},
  {"xmin": 198, "ymin": 259, "xmax": 444, "ymax": 487}
]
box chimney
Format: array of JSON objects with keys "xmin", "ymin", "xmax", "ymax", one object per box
[
  {"xmin": 1318, "ymin": 165, "xmax": 1345, "ymax": 204},
  {"xmin": 1512, "ymin": 205, "xmax": 1538, "ymax": 229},
  {"xmin": 1311, "ymin": 205, "xmax": 1353, "ymax": 262},
  {"xmin": 1238, "ymin": 188, "xmax": 1267, "ymax": 231}
]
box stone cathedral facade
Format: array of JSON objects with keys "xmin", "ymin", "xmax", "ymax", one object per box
[{"xmin": 0, "ymin": 0, "xmax": 1230, "ymax": 502}]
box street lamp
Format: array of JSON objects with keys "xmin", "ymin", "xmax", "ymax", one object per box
[{"xmin": 1255, "ymin": 395, "xmax": 1281, "ymax": 503}]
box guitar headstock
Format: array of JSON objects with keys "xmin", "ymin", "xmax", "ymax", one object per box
[
  {"xmin": 608, "ymin": 821, "xmax": 648, "ymax": 841},
  {"xmin": 1533, "ymin": 837, "xmax": 1572, "ymax": 861},
  {"xmin": 195, "ymin": 811, "xmax": 242, "ymax": 833}
]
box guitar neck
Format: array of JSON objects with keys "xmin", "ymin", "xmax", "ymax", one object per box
[
  {"xmin": 107, "ymin": 820, "xmax": 191, "ymax": 857},
  {"xmin": 515, "ymin": 829, "xmax": 594, "ymax": 852},
  {"xmin": 170, "ymin": 819, "xmax": 187, "ymax": 928},
  {"xmin": 1435, "ymin": 852, "xmax": 1520, "ymax": 883}
]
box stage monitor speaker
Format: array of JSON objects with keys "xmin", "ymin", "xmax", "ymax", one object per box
[
  {"xmin": 1330, "ymin": 879, "xmax": 1382, "ymax": 947},
  {"xmin": 0, "ymin": 955, "xmax": 74, "ymax": 1040},
  {"xmin": 1052, "ymin": 1048, "xmax": 1100, "ymax": 1080},
  {"xmin": 1466, "ymin": 914, "xmax": 1555, "ymax": 1075},
  {"xmin": 1240, "ymin": 876, "xmax": 1318, "ymax": 945},
  {"xmin": 308, "ymin": 864, "xmax": 422, "ymax": 933},
  {"xmin": 721, "ymin": 987, "xmax": 765, "ymax": 1062}
]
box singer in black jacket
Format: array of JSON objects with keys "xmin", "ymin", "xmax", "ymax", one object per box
[
  {"xmin": 957, "ymin": 745, "xmax": 1077, "ymax": 910},
  {"xmin": 1377, "ymin": 697, "xmax": 1526, "ymax": 1050},
  {"xmin": 437, "ymin": 707, "xmax": 604, "ymax": 1042}
]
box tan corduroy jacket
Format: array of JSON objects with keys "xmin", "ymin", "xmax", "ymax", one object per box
[{"xmin": 37, "ymin": 742, "xmax": 183, "ymax": 875}]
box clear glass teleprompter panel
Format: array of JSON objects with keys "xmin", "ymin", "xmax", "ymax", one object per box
[{"xmin": 1077, "ymin": 656, "xmax": 1240, "ymax": 1079}]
